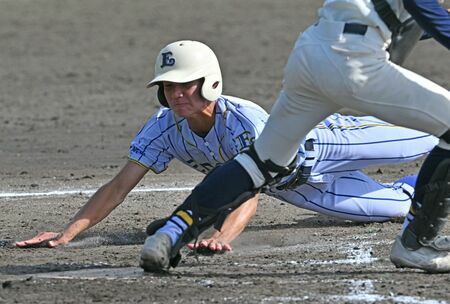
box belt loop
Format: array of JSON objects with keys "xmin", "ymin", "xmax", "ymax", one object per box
[{"xmin": 343, "ymin": 23, "xmax": 368, "ymax": 35}]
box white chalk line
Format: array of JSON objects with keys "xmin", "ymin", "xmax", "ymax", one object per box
[{"xmin": 0, "ymin": 186, "xmax": 193, "ymax": 199}]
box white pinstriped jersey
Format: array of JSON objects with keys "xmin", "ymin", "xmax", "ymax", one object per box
[
  {"xmin": 129, "ymin": 95, "xmax": 438, "ymax": 222},
  {"xmin": 129, "ymin": 96, "xmax": 269, "ymax": 174}
]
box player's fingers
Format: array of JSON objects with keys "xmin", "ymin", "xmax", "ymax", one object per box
[
  {"xmin": 222, "ymin": 243, "xmax": 232, "ymax": 251},
  {"xmin": 15, "ymin": 241, "xmax": 30, "ymax": 247},
  {"xmin": 187, "ymin": 242, "xmax": 203, "ymax": 250},
  {"xmin": 208, "ymin": 242, "xmax": 217, "ymax": 251},
  {"xmin": 209, "ymin": 241, "xmax": 229, "ymax": 252},
  {"xmin": 16, "ymin": 232, "xmax": 60, "ymax": 248},
  {"xmin": 187, "ymin": 239, "xmax": 212, "ymax": 250},
  {"xmin": 15, "ymin": 236, "xmax": 47, "ymax": 247},
  {"xmin": 199, "ymin": 240, "xmax": 210, "ymax": 248},
  {"xmin": 15, "ymin": 239, "xmax": 44, "ymax": 247},
  {"xmin": 209, "ymin": 241, "xmax": 232, "ymax": 252},
  {"xmin": 47, "ymin": 240, "xmax": 62, "ymax": 248}
]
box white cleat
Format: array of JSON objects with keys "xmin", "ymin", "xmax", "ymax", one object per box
[
  {"xmin": 140, "ymin": 232, "xmax": 172, "ymax": 272},
  {"xmin": 390, "ymin": 236, "xmax": 450, "ymax": 273}
]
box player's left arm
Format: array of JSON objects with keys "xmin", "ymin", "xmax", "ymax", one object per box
[
  {"xmin": 403, "ymin": 0, "xmax": 450, "ymax": 49},
  {"xmin": 188, "ymin": 193, "xmax": 259, "ymax": 253}
]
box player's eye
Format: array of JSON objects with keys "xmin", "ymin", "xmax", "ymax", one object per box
[{"xmin": 182, "ymin": 80, "xmax": 198, "ymax": 89}]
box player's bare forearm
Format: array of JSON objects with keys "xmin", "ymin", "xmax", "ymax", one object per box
[
  {"xmin": 16, "ymin": 161, "xmax": 148, "ymax": 248},
  {"xmin": 59, "ymin": 161, "xmax": 149, "ymax": 242},
  {"xmin": 213, "ymin": 194, "xmax": 258, "ymax": 243},
  {"xmin": 61, "ymin": 183, "xmax": 127, "ymax": 241},
  {"xmin": 15, "ymin": 182, "xmax": 124, "ymax": 247}
]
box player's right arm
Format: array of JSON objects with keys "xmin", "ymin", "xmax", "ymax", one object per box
[{"xmin": 15, "ymin": 161, "xmax": 148, "ymax": 248}]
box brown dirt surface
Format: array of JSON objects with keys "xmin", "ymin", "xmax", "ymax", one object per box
[{"xmin": 1, "ymin": 1, "xmax": 450, "ymax": 303}]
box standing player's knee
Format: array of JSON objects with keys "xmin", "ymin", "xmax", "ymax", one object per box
[{"xmin": 239, "ymin": 144, "xmax": 297, "ymax": 187}]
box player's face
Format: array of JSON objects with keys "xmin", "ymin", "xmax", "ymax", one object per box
[{"xmin": 163, "ymin": 80, "xmax": 208, "ymax": 118}]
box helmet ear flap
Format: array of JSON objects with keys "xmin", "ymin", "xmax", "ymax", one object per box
[
  {"xmin": 201, "ymin": 77, "xmax": 222, "ymax": 102},
  {"xmin": 157, "ymin": 84, "xmax": 169, "ymax": 107}
]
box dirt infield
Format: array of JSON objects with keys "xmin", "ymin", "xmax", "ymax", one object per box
[{"xmin": 1, "ymin": 0, "xmax": 450, "ymax": 303}]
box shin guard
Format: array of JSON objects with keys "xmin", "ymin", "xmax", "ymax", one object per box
[{"xmin": 402, "ymin": 151, "xmax": 450, "ymax": 250}]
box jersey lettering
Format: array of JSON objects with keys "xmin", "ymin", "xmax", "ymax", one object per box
[
  {"xmin": 235, "ymin": 131, "xmax": 255, "ymax": 151},
  {"xmin": 186, "ymin": 159, "xmax": 215, "ymax": 173}
]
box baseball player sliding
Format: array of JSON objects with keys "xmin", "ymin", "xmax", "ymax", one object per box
[
  {"xmin": 15, "ymin": 40, "xmax": 436, "ymax": 255},
  {"xmin": 140, "ymin": 0, "xmax": 450, "ymax": 273}
]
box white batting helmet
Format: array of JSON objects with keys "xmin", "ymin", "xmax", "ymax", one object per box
[{"xmin": 147, "ymin": 40, "xmax": 223, "ymax": 107}]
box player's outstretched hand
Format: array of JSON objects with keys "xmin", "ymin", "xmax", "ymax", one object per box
[
  {"xmin": 15, "ymin": 231, "xmax": 66, "ymax": 248},
  {"xmin": 187, "ymin": 238, "xmax": 232, "ymax": 254}
]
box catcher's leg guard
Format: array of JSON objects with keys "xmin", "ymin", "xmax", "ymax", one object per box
[{"xmin": 402, "ymin": 146, "xmax": 450, "ymax": 250}]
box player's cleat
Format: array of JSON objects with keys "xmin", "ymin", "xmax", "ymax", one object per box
[
  {"xmin": 425, "ymin": 235, "xmax": 450, "ymax": 251},
  {"xmin": 390, "ymin": 236, "xmax": 450, "ymax": 273},
  {"xmin": 140, "ymin": 232, "xmax": 172, "ymax": 272}
]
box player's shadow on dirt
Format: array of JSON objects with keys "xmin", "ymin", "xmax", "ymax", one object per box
[
  {"xmin": 0, "ymin": 262, "xmax": 118, "ymax": 275},
  {"xmin": 247, "ymin": 214, "xmax": 372, "ymax": 231},
  {"xmin": 65, "ymin": 229, "xmax": 147, "ymax": 248},
  {"xmin": 0, "ymin": 230, "xmax": 148, "ymax": 275},
  {"xmin": 2, "ymin": 230, "xmax": 147, "ymax": 250}
]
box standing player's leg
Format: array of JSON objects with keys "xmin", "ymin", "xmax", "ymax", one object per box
[
  {"xmin": 297, "ymin": 20, "xmax": 450, "ymax": 272},
  {"xmin": 303, "ymin": 22, "xmax": 450, "ymax": 272},
  {"xmin": 280, "ymin": 21, "xmax": 450, "ymax": 272},
  {"xmin": 334, "ymin": 64, "xmax": 450, "ymax": 272},
  {"xmin": 325, "ymin": 42, "xmax": 450, "ymax": 272},
  {"xmin": 391, "ymin": 135, "xmax": 450, "ymax": 272}
]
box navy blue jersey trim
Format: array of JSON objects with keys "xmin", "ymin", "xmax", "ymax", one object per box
[
  {"xmin": 148, "ymin": 146, "xmax": 169, "ymax": 169},
  {"xmin": 138, "ymin": 120, "xmax": 177, "ymax": 160},
  {"xmin": 223, "ymin": 99, "xmax": 251, "ymax": 135},
  {"xmin": 167, "ymin": 135, "xmax": 183, "ymax": 161}
]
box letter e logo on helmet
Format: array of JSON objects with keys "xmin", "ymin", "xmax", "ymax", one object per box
[{"xmin": 160, "ymin": 52, "xmax": 175, "ymax": 68}]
